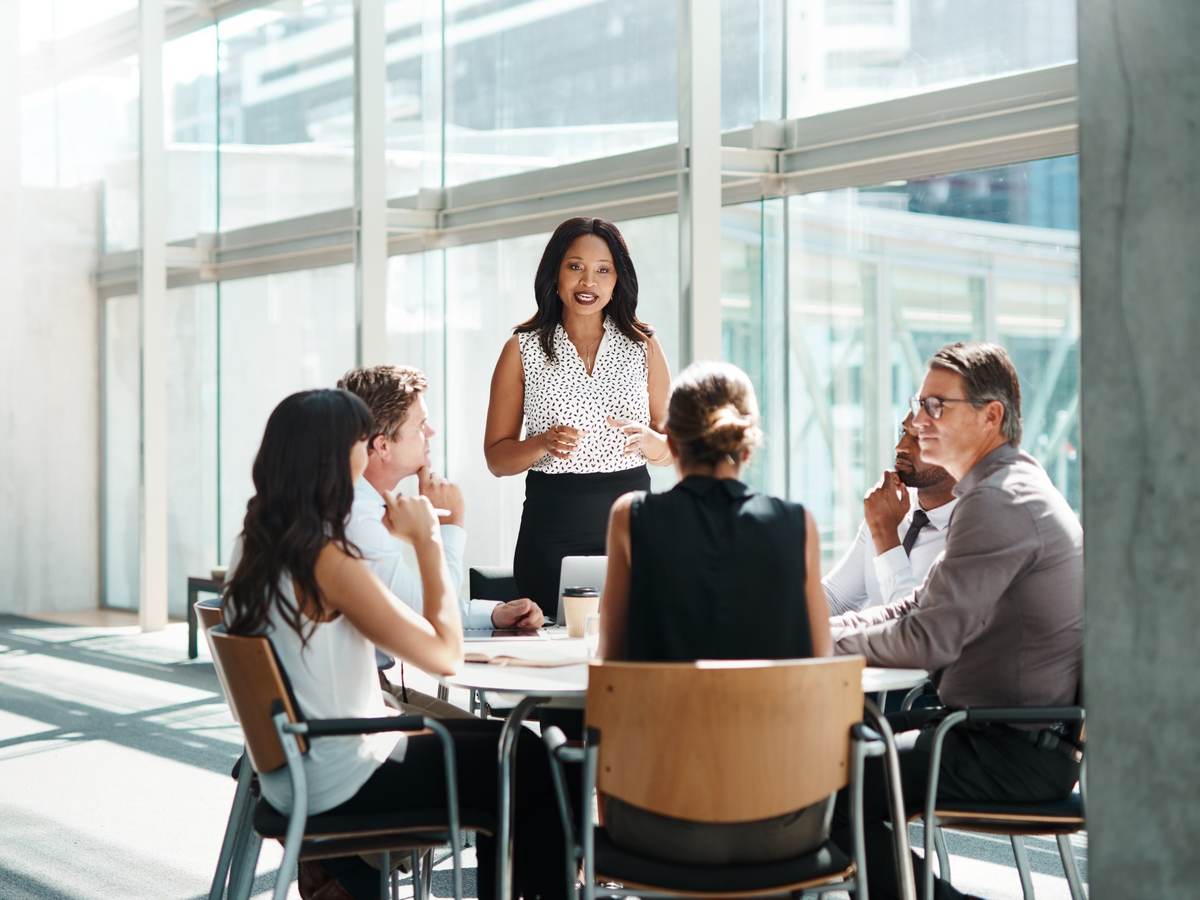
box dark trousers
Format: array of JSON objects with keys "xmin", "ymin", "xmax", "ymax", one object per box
[
  {"xmin": 831, "ymin": 712, "xmax": 1080, "ymax": 900},
  {"xmin": 513, "ymin": 467, "xmax": 650, "ymax": 619},
  {"xmin": 322, "ymin": 718, "xmax": 570, "ymax": 900}
]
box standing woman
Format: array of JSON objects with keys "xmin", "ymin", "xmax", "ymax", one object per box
[{"xmin": 485, "ymin": 217, "xmax": 672, "ymax": 619}]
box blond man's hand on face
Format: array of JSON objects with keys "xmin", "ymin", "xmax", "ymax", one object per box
[
  {"xmin": 863, "ymin": 470, "xmax": 910, "ymax": 553},
  {"xmin": 417, "ymin": 465, "xmax": 465, "ymax": 527},
  {"xmin": 490, "ymin": 597, "xmax": 545, "ymax": 629}
]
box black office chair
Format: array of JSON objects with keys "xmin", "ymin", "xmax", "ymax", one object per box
[
  {"xmin": 468, "ymin": 566, "xmax": 521, "ymax": 603},
  {"xmin": 900, "ymin": 683, "xmax": 1088, "ymax": 900}
]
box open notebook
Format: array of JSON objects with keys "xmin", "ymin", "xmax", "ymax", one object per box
[{"xmin": 463, "ymin": 652, "xmax": 581, "ymax": 668}]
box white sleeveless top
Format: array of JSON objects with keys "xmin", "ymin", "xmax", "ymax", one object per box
[
  {"xmin": 234, "ymin": 555, "xmax": 403, "ymax": 815},
  {"xmin": 519, "ymin": 316, "xmax": 650, "ymax": 474}
]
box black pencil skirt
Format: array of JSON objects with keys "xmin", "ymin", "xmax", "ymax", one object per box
[{"xmin": 512, "ymin": 466, "xmax": 650, "ymax": 619}]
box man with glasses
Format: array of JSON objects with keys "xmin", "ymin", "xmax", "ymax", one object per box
[
  {"xmin": 822, "ymin": 413, "xmax": 957, "ymax": 616},
  {"xmin": 829, "ymin": 342, "xmax": 1083, "ymax": 900}
]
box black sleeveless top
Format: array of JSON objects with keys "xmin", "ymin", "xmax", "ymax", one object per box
[{"xmin": 625, "ymin": 475, "xmax": 814, "ymax": 663}]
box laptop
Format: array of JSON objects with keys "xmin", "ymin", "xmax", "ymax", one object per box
[{"xmin": 555, "ymin": 555, "xmax": 608, "ymax": 625}]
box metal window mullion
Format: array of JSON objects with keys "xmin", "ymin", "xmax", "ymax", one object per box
[
  {"xmin": 870, "ymin": 258, "xmax": 895, "ymax": 477},
  {"xmin": 138, "ymin": 0, "xmax": 168, "ymax": 631},
  {"xmin": 355, "ymin": 0, "xmax": 388, "ymax": 367},
  {"xmin": 677, "ymin": 0, "xmax": 722, "ymax": 365}
]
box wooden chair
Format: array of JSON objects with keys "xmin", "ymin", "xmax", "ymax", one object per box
[
  {"xmin": 916, "ymin": 702, "xmax": 1087, "ymax": 900},
  {"xmin": 543, "ymin": 656, "xmax": 887, "ymax": 898},
  {"xmin": 194, "ymin": 598, "xmax": 259, "ymax": 900},
  {"xmin": 207, "ymin": 623, "xmax": 487, "ymax": 900}
]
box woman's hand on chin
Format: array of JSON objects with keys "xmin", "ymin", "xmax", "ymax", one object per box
[{"xmin": 382, "ymin": 492, "xmax": 440, "ymax": 545}]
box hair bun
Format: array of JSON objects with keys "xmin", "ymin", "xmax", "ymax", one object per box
[{"xmin": 704, "ymin": 404, "xmax": 753, "ymax": 455}]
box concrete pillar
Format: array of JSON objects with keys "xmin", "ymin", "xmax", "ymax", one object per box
[{"xmin": 1079, "ymin": 1, "xmax": 1200, "ymax": 894}]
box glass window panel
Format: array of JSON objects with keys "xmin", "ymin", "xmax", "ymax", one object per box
[
  {"xmin": 721, "ymin": 199, "xmax": 787, "ymax": 495},
  {"xmin": 722, "ymin": 0, "xmax": 785, "ymax": 128},
  {"xmin": 218, "ymin": 265, "xmax": 357, "ymax": 556},
  {"xmin": 437, "ymin": 214, "xmax": 679, "ymax": 575},
  {"xmin": 103, "ymin": 296, "xmax": 140, "ymax": 609},
  {"xmin": 443, "ymin": 0, "xmax": 678, "ymax": 185},
  {"xmin": 217, "ymin": 1, "xmax": 355, "ymax": 230},
  {"xmin": 787, "ymin": 0, "xmax": 1076, "ymax": 117},
  {"xmin": 20, "ymin": 1, "xmax": 137, "ymax": 53},
  {"xmin": 996, "ymin": 277, "xmax": 1080, "ymax": 509},
  {"xmin": 21, "ymin": 55, "xmax": 140, "ymax": 250},
  {"xmin": 786, "ymin": 220, "xmax": 873, "ymax": 565},
  {"xmin": 788, "ymin": 156, "xmax": 1080, "ymax": 570},
  {"xmin": 385, "ymin": 1, "xmax": 440, "ymax": 197},
  {"xmin": 166, "ymin": 27, "xmax": 219, "ymax": 241},
  {"xmin": 167, "ymin": 285, "xmax": 220, "ymax": 617}
]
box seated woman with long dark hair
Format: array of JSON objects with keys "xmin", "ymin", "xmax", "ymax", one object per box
[
  {"xmin": 598, "ymin": 361, "xmax": 833, "ymax": 865},
  {"xmin": 223, "ymin": 388, "xmax": 567, "ymax": 900}
]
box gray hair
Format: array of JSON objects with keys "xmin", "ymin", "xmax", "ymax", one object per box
[{"xmin": 928, "ymin": 342, "xmax": 1023, "ymax": 446}]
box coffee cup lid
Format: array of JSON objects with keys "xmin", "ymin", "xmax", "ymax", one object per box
[{"xmin": 562, "ymin": 586, "xmax": 599, "ymax": 597}]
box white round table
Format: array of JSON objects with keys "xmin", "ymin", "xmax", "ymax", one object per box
[{"xmin": 434, "ymin": 632, "xmax": 927, "ymax": 900}]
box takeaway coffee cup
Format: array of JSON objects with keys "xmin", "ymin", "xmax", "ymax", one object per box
[{"xmin": 562, "ymin": 586, "xmax": 600, "ymax": 638}]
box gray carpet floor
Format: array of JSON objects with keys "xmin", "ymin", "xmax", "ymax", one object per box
[{"xmin": 0, "ymin": 613, "xmax": 1085, "ymax": 899}]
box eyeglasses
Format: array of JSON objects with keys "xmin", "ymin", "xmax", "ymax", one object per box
[{"xmin": 909, "ymin": 395, "xmax": 978, "ymax": 420}]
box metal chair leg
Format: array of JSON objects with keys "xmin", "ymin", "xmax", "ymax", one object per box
[
  {"xmin": 391, "ymin": 866, "xmax": 400, "ymax": 900},
  {"xmin": 1011, "ymin": 835, "xmax": 1035, "ymax": 899},
  {"xmin": 411, "ymin": 850, "xmax": 423, "ymax": 900},
  {"xmin": 1057, "ymin": 834, "xmax": 1087, "ymax": 900},
  {"xmin": 210, "ymin": 758, "xmax": 254, "ymax": 899},
  {"xmin": 227, "ymin": 833, "xmax": 262, "ymax": 900},
  {"xmin": 934, "ymin": 826, "xmax": 951, "ymax": 883},
  {"xmin": 379, "ymin": 850, "xmax": 390, "ymax": 900}
]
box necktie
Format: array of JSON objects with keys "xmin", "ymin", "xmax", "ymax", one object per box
[{"xmin": 901, "ymin": 509, "xmax": 930, "ymax": 557}]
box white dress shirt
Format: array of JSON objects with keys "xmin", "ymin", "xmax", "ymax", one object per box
[
  {"xmin": 822, "ymin": 492, "xmax": 957, "ymax": 616},
  {"xmin": 346, "ymin": 477, "xmax": 500, "ymax": 629}
]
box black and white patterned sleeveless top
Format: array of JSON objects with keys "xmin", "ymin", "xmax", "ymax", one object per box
[{"xmin": 519, "ymin": 316, "xmax": 650, "ymax": 474}]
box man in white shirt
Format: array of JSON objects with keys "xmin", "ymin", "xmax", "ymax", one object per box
[
  {"xmin": 338, "ymin": 366, "xmax": 543, "ymax": 713},
  {"xmin": 822, "ymin": 413, "xmax": 957, "ymax": 615}
]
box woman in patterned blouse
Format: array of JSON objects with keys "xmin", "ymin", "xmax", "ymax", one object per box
[{"xmin": 484, "ymin": 217, "xmax": 673, "ymax": 618}]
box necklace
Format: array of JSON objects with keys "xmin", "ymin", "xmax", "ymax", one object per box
[{"xmin": 569, "ymin": 331, "xmax": 603, "ymax": 372}]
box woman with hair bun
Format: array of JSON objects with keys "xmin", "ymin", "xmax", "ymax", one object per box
[{"xmin": 596, "ymin": 361, "xmax": 832, "ymax": 864}]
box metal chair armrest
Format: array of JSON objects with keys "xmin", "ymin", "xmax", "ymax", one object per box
[
  {"xmin": 901, "ymin": 679, "xmax": 935, "ymax": 712},
  {"xmin": 963, "ymin": 706, "xmax": 1084, "ymax": 725},
  {"xmin": 275, "ymin": 707, "xmax": 464, "ymax": 898},
  {"xmin": 285, "ymin": 714, "xmax": 427, "ymax": 736}
]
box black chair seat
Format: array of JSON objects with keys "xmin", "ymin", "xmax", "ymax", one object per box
[
  {"xmin": 592, "ymin": 828, "xmax": 852, "ymax": 894},
  {"xmin": 254, "ymin": 798, "xmax": 495, "ymax": 841},
  {"xmin": 935, "ymin": 792, "xmax": 1084, "ymax": 833}
]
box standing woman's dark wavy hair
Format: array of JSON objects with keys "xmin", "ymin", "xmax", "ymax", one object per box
[
  {"xmin": 223, "ymin": 389, "xmax": 373, "ymax": 644},
  {"xmin": 515, "ymin": 216, "xmax": 654, "ymax": 361}
]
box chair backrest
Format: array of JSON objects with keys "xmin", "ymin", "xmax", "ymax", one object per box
[
  {"xmin": 196, "ymin": 596, "xmax": 224, "ymax": 633},
  {"xmin": 468, "ymin": 566, "xmax": 520, "ymax": 603},
  {"xmin": 586, "ymin": 656, "xmax": 865, "ymax": 823},
  {"xmin": 208, "ymin": 625, "xmax": 306, "ymax": 774},
  {"xmin": 195, "ymin": 598, "xmax": 237, "ymax": 721}
]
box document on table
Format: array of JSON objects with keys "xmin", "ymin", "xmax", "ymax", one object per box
[{"xmin": 463, "ymin": 652, "xmax": 581, "ymax": 668}]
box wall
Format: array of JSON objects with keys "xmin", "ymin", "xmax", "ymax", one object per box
[
  {"xmin": 0, "ymin": 8, "xmax": 102, "ymax": 612},
  {"xmin": 1079, "ymin": 0, "xmax": 1200, "ymax": 893}
]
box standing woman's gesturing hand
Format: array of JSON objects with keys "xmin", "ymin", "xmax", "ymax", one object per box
[
  {"xmin": 537, "ymin": 424, "xmax": 583, "ymax": 460},
  {"xmin": 607, "ymin": 416, "xmax": 670, "ymax": 464}
]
